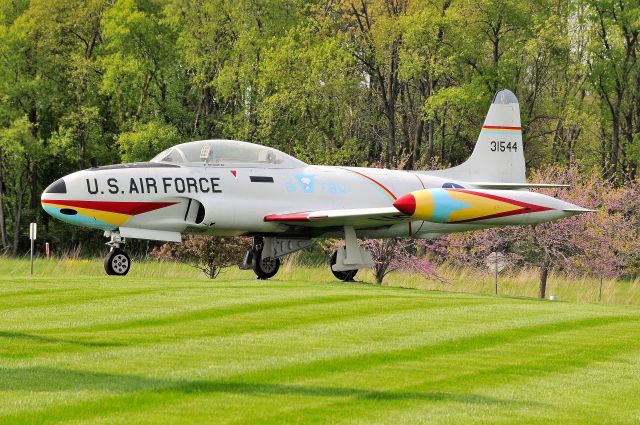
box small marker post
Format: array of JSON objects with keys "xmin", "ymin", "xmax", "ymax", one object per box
[
  {"xmin": 494, "ymin": 254, "xmax": 498, "ymax": 295},
  {"xmin": 29, "ymin": 223, "xmax": 37, "ymax": 275},
  {"xmin": 486, "ymin": 252, "xmax": 506, "ymax": 296}
]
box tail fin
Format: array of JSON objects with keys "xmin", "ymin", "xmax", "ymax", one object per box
[{"xmin": 430, "ymin": 89, "xmax": 525, "ymax": 183}]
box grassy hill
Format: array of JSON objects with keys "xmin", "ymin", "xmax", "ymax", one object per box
[{"xmin": 0, "ymin": 261, "xmax": 639, "ymax": 424}]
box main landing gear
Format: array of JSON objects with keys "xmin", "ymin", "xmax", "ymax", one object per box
[
  {"xmin": 241, "ymin": 237, "xmax": 313, "ymax": 280},
  {"xmin": 104, "ymin": 233, "xmax": 131, "ymax": 276},
  {"xmin": 242, "ymin": 237, "xmax": 281, "ymax": 280},
  {"xmin": 329, "ymin": 226, "xmax": 373, "ymax": 282},
  {"xmin": 253, "ymin": 250, "xmax": 281, "ymax": 280},
  {"xmin": 330, "ymin": 251, "xmax": 358, "ymax": 282}
]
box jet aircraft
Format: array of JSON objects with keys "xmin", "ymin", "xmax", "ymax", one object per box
[{"xmin": 41, "ymin": 89, "xmax": 592, "ymax": 279}]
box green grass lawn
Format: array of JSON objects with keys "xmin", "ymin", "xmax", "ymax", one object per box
[{"xmin": 1, "ymin": 259, "xmax": 639, "ymax": 424}]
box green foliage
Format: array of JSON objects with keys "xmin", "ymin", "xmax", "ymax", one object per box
[
  {"xmin": 0, "ymin": 0, "xmax": 639, "ymax": 256},
  {"xmin": 117, "ymin": 121, "xmax": 180, "ymax": 163}
]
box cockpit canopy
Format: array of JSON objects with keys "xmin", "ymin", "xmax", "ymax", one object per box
[{"xmin": 150, "ymin": 139, "xmax": 306, "ymax": 168}]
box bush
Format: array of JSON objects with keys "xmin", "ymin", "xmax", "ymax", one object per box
[{"xmin": 152, "ymin": 235, "xmax": 250, "ymax": 278}]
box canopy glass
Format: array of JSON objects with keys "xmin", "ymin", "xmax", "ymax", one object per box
[{"xmin": 151, "ymin": 140, "xmax": 306, "ymax": 168}]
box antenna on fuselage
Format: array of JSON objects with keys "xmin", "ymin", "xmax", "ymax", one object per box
[{"xmin": 90, "ymin": 157, "xmax": 98, "ymax": 168}]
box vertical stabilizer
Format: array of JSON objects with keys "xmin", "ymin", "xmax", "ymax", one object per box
[{"xmin": 429, "ymin": 89, "xmax": 526, "ymax": 183}]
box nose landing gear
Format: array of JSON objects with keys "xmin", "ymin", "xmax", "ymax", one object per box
[
  {"xmin": 105, "ymin": 248, "xmax": 131, "ymax": 276},
  {"xmin": 104, "ymin": 232, "xmax": 131, "ymax": 276}
]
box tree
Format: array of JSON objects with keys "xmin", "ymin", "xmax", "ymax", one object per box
[
  {"xmin": 118, "ymin": 121, "xmax": 180, "ymax": 163},
  {"xmin": 152, "ymin": 235, "xmax": 250, "ymax": 279},
  {"xmin": 363, "ymin": 238, "xmax": 439, "ymax": 284},
  {"xmin": 0, "ymin": 117, "xmax": 40, "ymax": 254},
  {"xmin": 0, "ymin": 0, "xmax": 639, "ymax": 258},
  {"xmin": 436, "ymin": 167, "xmax": 640, "ymax": 298},
  {"xmin": 587, "ymin": 0, "xmax": 640, "ymax": 181}
]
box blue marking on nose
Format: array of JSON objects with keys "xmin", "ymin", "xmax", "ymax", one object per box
[
  {"xmin": 42, "ymin": 205, "xmax": 116, "ymax": 231},
  {"xmin": 431, "ymin": 189, "xmax": 470, "ymax": 223}
]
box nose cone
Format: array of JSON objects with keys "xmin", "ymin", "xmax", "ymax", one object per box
[
  {"xmin": 41, "ymin": 177, "xmax": 67, "ymax": 209},
  {"xmin": 41, "ymin": 178, "xmax": 70, "ymax": 219},
  {"xmin": 393, "ymin": 193, "xmax": 416, "ymax": 215},
  {"xmin": 42, "ymin": 178, "xmax": 67, "ymax": 198},
  {"xmin": 41, "ymin": 177, "xmax": 84, "ymax": 225}
]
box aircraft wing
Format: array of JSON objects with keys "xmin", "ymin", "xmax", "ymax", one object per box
[
  {"xmin": 468, "ymin": 182, "xmax": 570, "ymax": 190},
  {"xmin": 264, "ymin": 207, "xmax": 410, "ymax": 228}
]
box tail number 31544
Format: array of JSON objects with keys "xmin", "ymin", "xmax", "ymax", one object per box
[{"xmin": 490, "ymin": 141, "xmax": 518, "ymax": 152}]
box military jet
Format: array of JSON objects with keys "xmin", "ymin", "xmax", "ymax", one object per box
[{"xmin": 41, "ymin": 89, "xmax": 592, "ymax": 279}]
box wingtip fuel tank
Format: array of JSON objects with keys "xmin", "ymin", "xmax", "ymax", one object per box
[{"xmin": 393, "ymin": 188, "xmax": 593, "ymax": 225}]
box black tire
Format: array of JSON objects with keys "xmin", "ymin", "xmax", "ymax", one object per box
[
  {"xmin": 330, "ymin": 250, "xmax": 358, "ymax": 282},
  {"xmin": 253, "ymin": 250, "xmax": 280, "ymax": 280},
  {"xmin": 104, "ymin": 248, "xmax": 131, "ymax": 276}
]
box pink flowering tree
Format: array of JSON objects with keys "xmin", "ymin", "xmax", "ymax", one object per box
[
  {"xmin": 362, "ymin": 239, "xmax": 440, "ymax": 284},
  {"xmin": 431, "ymin": 167, "xmax": 640, "ymax": 298}
]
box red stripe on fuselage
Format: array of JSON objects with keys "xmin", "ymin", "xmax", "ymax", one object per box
[
  {"xmin": 42, "ymin": 199, "xmax": 177, "ymax": 215},
  {"xmin": 338, "ymin": 168, "xmax": 397, "ymax": 200}
]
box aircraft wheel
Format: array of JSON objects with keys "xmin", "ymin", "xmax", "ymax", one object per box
[
  {"xmin": 330, "ymin": 251, "xmax": 358, "ymax": 282},
  {"xmin": 253, "ymin": 251, "xmax": 280, "ymax": 280},
  {"xmin": 104, "ymin": 248, "xmax": 131, "ymax": 276}
]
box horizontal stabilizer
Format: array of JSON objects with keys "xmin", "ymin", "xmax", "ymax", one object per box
[{"xmin": 469, "ymin": 182, "xmax": 571, "ymax": 190}]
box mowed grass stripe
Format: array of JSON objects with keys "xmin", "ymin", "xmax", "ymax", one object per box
[
  {"xmin": 65, "ymin": 296, "xmax": 497, "ymax": 340},
  {"xmin": 218, "ymin": 314, "xmax": 640, "ymax": 383},
  {"xmin": 2, "ymin": 294, "xmax": 503, "ymax": 361},
  {"xmin": 55, "ymin": 290, "xmax": 484, "ymax": 333},
  {"xmin": 0, "ymin": 288, "xmax": 179, "ymax": 311},
  {"xmin": 0, "ymin": 295, "xmax": 439, "ymax": 358},
  {"xmin": 1, "ymin": 277, "xmax": 639, "ymax": 424},
  {"xmin": 0, "ymin": 279, "xmax": 463, "ymax": 330},
  {"xmin": 7, "ymin": 294, "xmax": 622, "ymax": 377},
  {"xmin": 261, "ymin": 320, "xmax": 640, "ymax": 425},
  {"xmin": 2, "ymin": 312, "xmax": 638, "ymax": 424},
  {"xmin": 143, "ymin": 317, "xmax": 640, "ymax": 424}
]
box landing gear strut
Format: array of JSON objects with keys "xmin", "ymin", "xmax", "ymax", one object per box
[
  {"xmin": 241, "ymin": 237, "xmax": 313, "ymax": 280},
  {"xmin": 104, "ymin": 233, "xmax": 131, "ymax": 276},
  {"xmin": 329, "ymin": 226, "xmax": 372, "ymax": 282},
  {"xmin": 244, "ymin": 237, "xmax": 280, "ymax": 280},
  {"xmin": 330, "ymin": 251, "xmax": 357, "ymax": 282}
]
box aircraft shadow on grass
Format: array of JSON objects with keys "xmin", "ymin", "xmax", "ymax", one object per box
[
  {"xmin": 0, "ymin": 331, "xmax": 125, "ymax": 348},
  {"xmin": 0, "ymin": 366, "xmax": 540, "ymax": 408},
  {"xmin": 1, "ymin": 315, "xmax": 633, "ymax": 410}
]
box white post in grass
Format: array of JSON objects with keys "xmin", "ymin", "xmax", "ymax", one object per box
[
  {"xmin": 29, "ymin": 222, "xmax": 37, "ymax": 275},
  {"xmin": 486, "ymin": 252, "xmax": 506, "ymax": 295}
]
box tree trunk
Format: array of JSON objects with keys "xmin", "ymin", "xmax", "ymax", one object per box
[
  {"xmin": 12, "ymin": 176, "xmax": 25, "ymax": 255},
  {"xmin": 0, "ymin": 189, "xmax": 7, "ymax": 252},
  {"xmin": 29, "ymin": 160, "xmax": 38, "ymax": 209},
  {"xmin": 427, "ymin": 119, "xmax": 434, "ymax": 162},
  {"xmin": 440, "ymin": 114, "xmax": 446, "ymax": 161},
  {"xmin": 609, "ymin": 112, "xmax": 620, "ymax": 178},
  {"xmin": 412, "ymin": 119, "xmax": 423, "ymax": 168},
  {"xmin": 374, "ymin": 265, "xmax": 385, "ymax": 285},
  {"xmin": 539, "ymin": 255, "xmax": 551, "ymax": 299},
  {"xmin": 598, "ymin": 277, "xmax": 604, "ymax": 303},
  {"xmin": 385, "ymin": 99, "xmax": 396, "ymax": 167}
]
